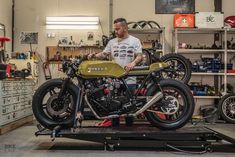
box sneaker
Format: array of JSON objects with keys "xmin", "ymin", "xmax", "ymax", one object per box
[{"xmin": 96, "ymin": 119, "xmax": 112, "ymax": 127}]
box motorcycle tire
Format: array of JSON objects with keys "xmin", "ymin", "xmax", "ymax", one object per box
[
  {"xmin": 160, "ymin": 53, "xmax": 192, "ymax": 84},
  {"xmin": 218, "ymin": 94, "xmax": 235, "ymax": 124},
  {"xmin": 142, "ymin": 49, "xmax": 152, "ymax": 66},
  {"xmin": 32, "ymin": 79, "xmax": 79, "ymax": 130},
  {"xmin": 145, "ymin": 79, "xmax": 195, "ymax": 130},
  {"xmin": 147, "ymin": 21, "xmax": 161, "ymax": 29}
]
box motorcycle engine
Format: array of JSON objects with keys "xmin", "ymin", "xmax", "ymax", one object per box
[{"xmin": 86, "ymin": 78, "xmax": 128, "ymax": 116}]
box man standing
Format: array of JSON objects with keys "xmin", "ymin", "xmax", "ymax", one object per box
[{"xmin": 88, "ymin": 18, "xmax": 143, "ymax": 127}]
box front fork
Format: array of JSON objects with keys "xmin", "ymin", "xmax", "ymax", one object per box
[
  {"xmin": 58, "ymin": 78, "xmax": 70, "ymax": 98},
  {"xmin": 57, "ymin": 78, "xmax": 84, "ymax": 128},
  {"xmin": 74, "ymin": 80, "xmax": 84, "ymax": 128}
]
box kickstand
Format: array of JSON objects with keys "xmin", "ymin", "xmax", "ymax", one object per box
[{"xmin": 51, "ymin": 125, "xmax": 62, "ymax": 141}]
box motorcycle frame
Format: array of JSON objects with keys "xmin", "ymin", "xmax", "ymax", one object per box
[{"xmin": 58, "ymin": 68, "xmax": 163, "ymax": 128}]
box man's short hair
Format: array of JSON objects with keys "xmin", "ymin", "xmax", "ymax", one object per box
[{"xmin": 114, "ymin": 18, "xmax": 127, "ymax": 26}]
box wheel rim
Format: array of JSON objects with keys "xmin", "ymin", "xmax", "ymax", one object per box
[
  {"xmin": 39, "ymin": 85, "xmax": 75, "ymax": 122},
  {"xmin": 147, "ymin": 86, "xmax": 188, "ymax": 123},
  {"xmin": 162, "ymin": 58, "xmax": 187, "ymax": 81},
  {"xmin": 141, "ymin": 50, "xmax": 151, "ymax": 66},
  {"xmin": 222, "ymin": 96, "xmax": 235, "ymax": 121}
]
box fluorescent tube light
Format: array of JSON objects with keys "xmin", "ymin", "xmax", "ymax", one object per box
[
  {"xmin": 46, "ymin": 16, "xmax": 99, "ymax": 29},
  {"xmin": 46, "ymin": 21, "xmax": 98, "ymax": 25},
  {"xmin": 46, "ymin": 16, "xmax": 99, "ymax": 22},
  {"xmin": 46, "ymin": 25, "xmax": 98, "ymax": 30}
]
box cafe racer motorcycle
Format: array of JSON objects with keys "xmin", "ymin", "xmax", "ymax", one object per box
[{"xmin": 32, "ymin": 59, "xmax": 195, "ymax": 130}]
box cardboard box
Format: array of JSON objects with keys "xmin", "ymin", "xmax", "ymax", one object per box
[{"xmin": 195, "ymin": 12, "xmax": 224, "ymax": 28}]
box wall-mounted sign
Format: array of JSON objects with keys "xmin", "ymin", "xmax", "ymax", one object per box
[{"xmin": 155, "ymin": 0, "xmax": 195, "ymax": 14}]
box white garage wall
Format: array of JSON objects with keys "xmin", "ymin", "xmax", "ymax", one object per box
[
  {"xmin": 13, "ymin": 0, "xmax": 235, "ymax": 56},
  {"xmin": 113, "ymin": 0, "xmax": 215, "ymax": 52},
  {"xmin": 14, "ymin": 0, "xmax": 109, "ymax": 57},
  {"xmin": 0, "ymin": 0, "xmax": 12, "ymax": 52},
  {"xmin": 223, "ymin": 0, "xmax": 235, "ymax": 17}
]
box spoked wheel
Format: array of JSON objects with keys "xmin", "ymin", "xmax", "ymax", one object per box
[
  {"xmin": 218, "ymin": 94, "xmax": 235, "ymax": 123},
  {"xmin": 32, "ymin": 79, "xmax": 79, "ymax": 130},
  {"xmin": 141, "ymin": 49, "xmax": 152, "ymax": 66},
  {"xmin": 145, "ymin": 79, "xmax": 195, "ymax": 130},
  {"xmin": 160, "ymin": 53, "xmax": 192, "ymax": 84}
]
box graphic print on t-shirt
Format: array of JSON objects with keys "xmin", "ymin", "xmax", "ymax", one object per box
[
  {"xmin": 102, "ymin": 35, "xmax": 142, "ymax": 84},
  {"xmin": 103, "ymin": 35, "xmax": 142, "ymax": 68},
  {"xmin": 112, "ymin": 42, "xmax": 135, "ymax": 68}
]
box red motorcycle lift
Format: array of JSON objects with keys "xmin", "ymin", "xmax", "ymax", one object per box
[{"xmin": 35, "ymin": 124, "xmax": 235, "ymax": 152}]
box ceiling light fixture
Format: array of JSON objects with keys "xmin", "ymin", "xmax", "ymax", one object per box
[{"xmin": 46, "ymin": 16, "xmax": 99, "ymax": 30}]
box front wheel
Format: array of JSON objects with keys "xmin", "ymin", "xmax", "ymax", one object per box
[
  {"xmin": 32, "ymin": 79, "xmax": 79, "ymax": 130},
  {"xmin": 218, "ymin": 94, "xmax": 235, "ymax": 123},
  {"xmin": 145, "ymin": 79, "xmax": 195, "ymax": 130}
]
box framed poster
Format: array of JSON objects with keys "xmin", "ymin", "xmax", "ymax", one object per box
[
  {"xmin": 20, "ymin": 32, "xmax": 38, "ymax": 44},
  {"xmin": 155, "ymin": 0, "xmax": 195, "ymax": 14},
  {"xmin": 87, "ymin": 32, "xmax": 94, "ymax": 41}
]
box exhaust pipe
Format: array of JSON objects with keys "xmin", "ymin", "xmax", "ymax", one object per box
[
  {"xmin": 134, "ymin": 92, "xmax": 163, "ymax": 115},
  {"xmin": 85, "ymin": 92, "xmax": 163, "ymax": 119}
]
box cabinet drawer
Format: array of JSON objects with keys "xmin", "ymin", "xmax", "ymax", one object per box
[
  {"xmin": 2, "ymin": 97, "xmax": 11, "ymax": 105},
  {"xmin": 0, "ymin": 114, "xmax": 12, "ymax": 126},
  {"xmin": 2, "ymin": 105, "xmax": 12, "ymax": 114},
  {"xmin": 12, "ymin": 96, "xmax": 21, "ymax": 104}
]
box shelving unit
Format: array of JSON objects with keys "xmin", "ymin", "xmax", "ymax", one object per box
[
  {"xmin": 174, "ymin": 28, "xmax": 228, "ymax": 104},
  {"xmin": 225, "ymin": 28, "xmax": 235, "ymax": 97},
  {"xmin": 128, "ymin": 28, "xmax": 165, "ymax": 56}
]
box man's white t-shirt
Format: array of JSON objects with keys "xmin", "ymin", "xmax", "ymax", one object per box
[{"xmin": 103, "ymin": 35, "xmax": 142, "ymax": 84}]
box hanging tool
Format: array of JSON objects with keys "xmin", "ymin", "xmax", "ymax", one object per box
[
  {"xmin": 0, "ymin": 37, "xmax": 11, "ymax": 63},
  {"xmin": 42, "ymin": 62, "xmax": 52, "ymax": 80}
]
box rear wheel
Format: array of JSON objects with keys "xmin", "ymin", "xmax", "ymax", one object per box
[
  {"xmin": 32, "ymin": 79, "xmax": 79, "ymax": 130},
  {"xmin": 145, "ymin": 79, "xmax": 195, "ymax": 130},
  {"xmin": 160, "ymin": 53, "xmax": 192, "ymax": 84}
]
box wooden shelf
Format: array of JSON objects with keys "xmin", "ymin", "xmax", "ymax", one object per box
[
  {"xmin": 177, "ymin": 49, "xmax": 225, "ymax": 53},
  {"xmin": 58, "ymin": 44, "xmax": 103, "ymax": 48},
  {"xmin": 46, "ymin": 46, "xmax": 103, "ymax": 62}
]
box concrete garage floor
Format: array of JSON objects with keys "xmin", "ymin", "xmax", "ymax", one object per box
[{"xmin": 0, "ymin": 121, "xmax": 235, "ymax": 157}]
